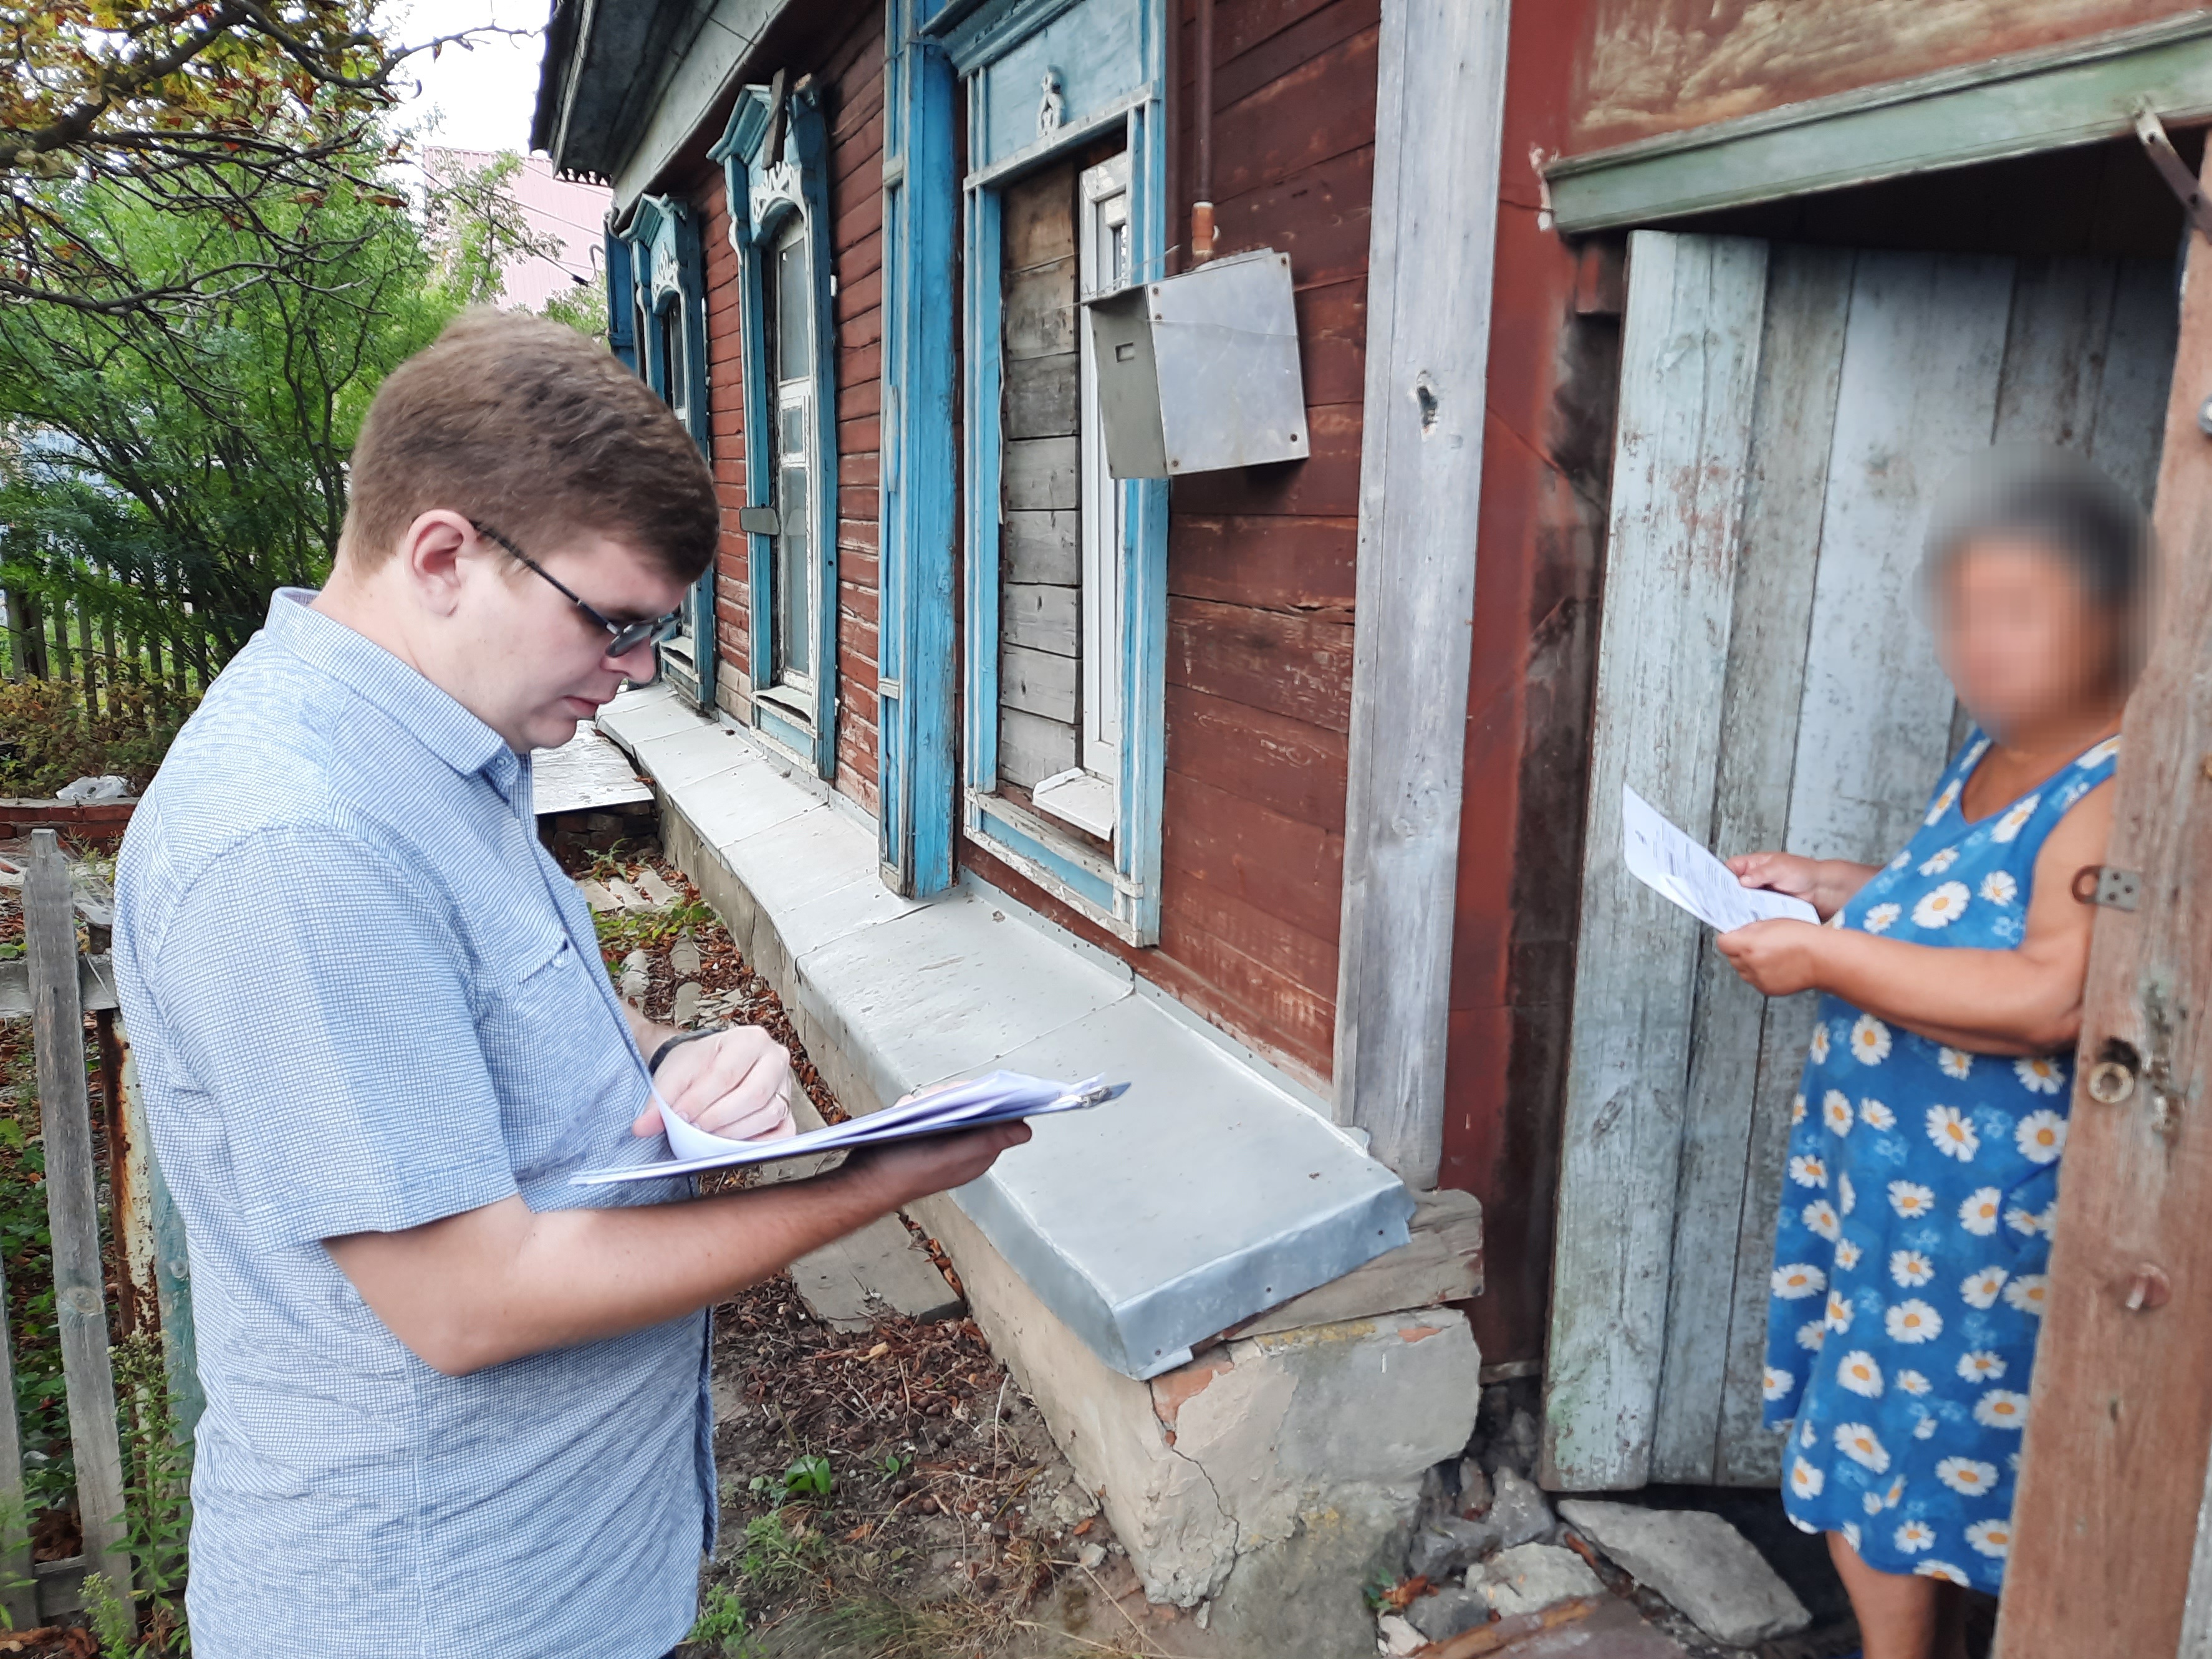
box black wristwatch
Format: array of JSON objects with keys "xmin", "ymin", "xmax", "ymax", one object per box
[{"xmin": 648, "ymin": 1025, "xmax": 724, "ymax": 1074}]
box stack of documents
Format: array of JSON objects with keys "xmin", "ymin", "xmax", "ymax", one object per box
[
  {"xmin": 574, "ymin": 1070, "xmax": 1130, "ymax": 1186},
  {"xmin": 1620, "ymin": 784, "xmax": 1819, "ymax": 931}
]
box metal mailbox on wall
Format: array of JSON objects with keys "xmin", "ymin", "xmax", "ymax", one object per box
[{"xmin": 1084, "ymin": 247, "xmax": 1309, "ymax": 478}]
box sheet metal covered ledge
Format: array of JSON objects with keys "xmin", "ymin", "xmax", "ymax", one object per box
[{"xmin": 593, "ymin": 685, "xmax": 1415, "ymax": 1380}]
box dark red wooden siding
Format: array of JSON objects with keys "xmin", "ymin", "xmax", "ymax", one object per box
[{"xmin": 961, "ymin": 0, "xmax": 1377, "ymax": 1087}]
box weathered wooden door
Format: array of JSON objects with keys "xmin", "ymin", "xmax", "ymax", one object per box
[{"xmin": 1542, "ymin": 229, "xmax": 2176, "ymax": 1492}]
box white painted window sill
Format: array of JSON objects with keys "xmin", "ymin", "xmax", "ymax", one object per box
[{"xmin": 594, "ymin": 684, "xmax": 1415, "ymax": 1378}]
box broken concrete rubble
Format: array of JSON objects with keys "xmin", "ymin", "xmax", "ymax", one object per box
[
  {"xmin": 1486, "ymin": 1466, "xmax": 1557, "ymax": 1551},
  {"xmin": 1405, "ymin": 1585, "xmax": 1489, "ymax": 1643},
  {"xmin": 1408, "ymin": 1514, "xmax": 1502, "ymax": 1582},
  {"xmin": 1557, "ymin": 1499, "xmax": 1812, "ymax": 1648},
  {"xmin": 1474, "ymin": 1541, "xmax": 1605, "ymax": 1618},
  {"xmin": 1376, "ymin": 1612, "xmax": 1423, "ymax": 1656},
  {"xmin": 920, "ymin": 1185, "xmax": 1480, "ymax": 1657}
]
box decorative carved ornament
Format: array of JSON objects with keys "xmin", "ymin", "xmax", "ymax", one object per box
[
  {"xmin": 749, "ymin": 159, "xmax": 804, "ymax": 240},
  {"xmin": 1037, "ymin": 68, "xmax": 1064, "ymax": 136}
]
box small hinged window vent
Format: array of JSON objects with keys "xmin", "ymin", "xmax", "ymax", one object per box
[{"xmin": 1084, "ymin": 248, "xmax": 1309, "ymax": 478}]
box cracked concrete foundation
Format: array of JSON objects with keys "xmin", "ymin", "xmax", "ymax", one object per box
[{"xmin": 920, "ymin": 1193, "xmax": 1481, "ymax": 1655}]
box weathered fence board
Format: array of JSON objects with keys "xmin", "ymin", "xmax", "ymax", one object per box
[
  {"xmin": 0, "ymin": 955, "xmax": 118, "ymax": 1019},
  {"xmin": 25, "ymin": 832, "xmax": 133, "ymax": 1606}
]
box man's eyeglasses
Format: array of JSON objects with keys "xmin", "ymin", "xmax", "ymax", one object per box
[{"xmin": 472, "ymin": 522, "xmax": 685, "ymax": 658}]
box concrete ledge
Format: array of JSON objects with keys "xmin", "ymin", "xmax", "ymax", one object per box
[{"xmin": 597, "ymin": 686, "xmax": 1419, "ymax": 1379}]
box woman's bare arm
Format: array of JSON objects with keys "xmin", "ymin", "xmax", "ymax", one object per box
[{"xmin": 1715, "ymin": 781, "xmax": 2113, "ymax": 1053}]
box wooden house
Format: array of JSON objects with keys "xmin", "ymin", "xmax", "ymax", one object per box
[
  {"xmin": 536, "ymin": 0, "xmax": 2212, "ymax": 1643},
  {"xmin": 534, "ymin": 0, "xmax": 1498, "ymax": 1645}
]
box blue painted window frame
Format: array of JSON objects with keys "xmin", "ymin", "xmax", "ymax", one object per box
[
  {"xmin": 936, "ymin": 0, "xmax": 1170, "ymax": 946},
  {"xmin": 709, "ymin": 83, "xmax": 842, "ymax": 779},
  {"xmin": 604, "ymin": 229, "xmax": 638, "ymax": 374},
  {"xmin": 617, "ymin": 196, "xmax": 716, "ymax": 711},
  {"xmin": 877, "ymin": 0, "xmax": 962, "ymax": 896}
]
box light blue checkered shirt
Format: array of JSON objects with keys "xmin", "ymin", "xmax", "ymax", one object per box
[{"xmin": 113, "ymin": 590, "xmax": 711, "ymax": 1659}]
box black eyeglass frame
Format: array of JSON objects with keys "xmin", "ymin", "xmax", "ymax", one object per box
[{"xmin": 472, "ymin": 521, "xmax": 686, "ymax": 658}]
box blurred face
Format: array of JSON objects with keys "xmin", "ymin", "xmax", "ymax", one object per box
[{"xmin": 1935, "ymin": 534, "xmax": 2123, "ymax": 741}]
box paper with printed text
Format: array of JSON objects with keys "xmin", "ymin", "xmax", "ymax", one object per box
[{"xmin": 1620, "ymin": 784, "xmax": 1819, "ymax": 933}]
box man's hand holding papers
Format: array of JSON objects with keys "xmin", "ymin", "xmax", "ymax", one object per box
[{"xmin": 579, "ymin": 1070, "xmax": 1132, "ymax": 1187}]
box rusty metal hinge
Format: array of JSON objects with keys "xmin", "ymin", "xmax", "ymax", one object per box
[
  {"xmin": 2136, "ymin": 108, "xmax": 2212, "ymax": 243},
  {"xmin": 2072, "ymin": 865, "xmax": 2141, "ymax": 911}
]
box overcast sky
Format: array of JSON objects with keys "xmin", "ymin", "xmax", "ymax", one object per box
[{"xmin": 386, "ymin": 0, "xmax": 552, "ymax": 156}]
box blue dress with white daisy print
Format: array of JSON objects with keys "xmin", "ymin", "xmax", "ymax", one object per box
[{"xmin": 1761, "ymin": 728, "xmax": 2120, "ymax": 1593}]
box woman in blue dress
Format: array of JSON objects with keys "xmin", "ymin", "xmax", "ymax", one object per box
[{"xmin": 1716, "ymin": 453, "xmax": 2148, "ymax": 1659}]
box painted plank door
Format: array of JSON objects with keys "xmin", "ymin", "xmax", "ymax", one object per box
[
  {"xmin": 1544, "ymin": 231, "xmax": 2177, "ymax": 1492},
  {"xmin": 2001, "ymin": 155, "xmax": 2212, "ymax": 1654}
]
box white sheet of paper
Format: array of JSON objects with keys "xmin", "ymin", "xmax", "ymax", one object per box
[
  {"xmin": 575, "ymin": 1070, "xmax": 1130, "ymax": 1186},
  {"xmin": 1620, "ymin": 784, "xmax": 1819, "ymax": 933}
]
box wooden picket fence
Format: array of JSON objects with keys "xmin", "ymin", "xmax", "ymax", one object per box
[
  {"xmin": 2, "ymin": 830, "xmax": 197, "ymax": 1630},
  {"xmin": 1, "ymin": 585, "xmax": 209, "ymax": 714}
]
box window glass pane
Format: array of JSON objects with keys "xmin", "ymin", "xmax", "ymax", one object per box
[
  {"xmin": 776, "ymin": 234, "xmax": 811, "ymax": 382},
  {"xmin": 663, "ymin": 311, "xmax": 687, "ymax": 422},
  {"xmin": 780, "ymin": 399, "xmax": 805, "ymax": 458},
  {"xmin": 777, "ymin": 463, "xmax": 812, "ymax": 679}
]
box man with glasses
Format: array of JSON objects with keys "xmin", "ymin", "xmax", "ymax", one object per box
[{"xmin": 111, "ymin": 310, "xmax": 1028, "ymax": 1659}]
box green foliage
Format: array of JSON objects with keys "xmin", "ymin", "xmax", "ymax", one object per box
[
  {"xmin": 782, "ymin": 1454, "xmax": 834, "ymax": 1499},
  {"xmin": 541, "ymin": 282, "xmax": 612, "ymax": 345},
  {"xmin": 688, "ymin": 1582, "xmax": 753, "ymax": 1655},
  {"xmin": 425, "ymin": 151, "xmax": 564, "ymax": 311},
  {"xmin": 0, "ymin": 1494, "xmax": 34, "ymax": 1629},
  {"xmin": 0, "ymin": 2, "xmax": 434, "ymax": 320},
  {"xmin": 736, "ymin": 1507, "xmax": 826, "ymax": 1597},
  {"xmin": 113, "ymin": 1335, "xmax": 192, "ymax": 1647},
  {"xmin": 592, "ymin": 895, "xmax": 716, "ymax": 974},
  {"xmin": 0, "ymin": 140, "xmax": 569, "ymax": 688},
  {"xmin": 0, "ymin": 677, "xmax": 191, "ymax": 797},
  {"xmin": 84, "ymin": 1572, "xmax": 135, "ymax": 1659},
  {"xmin": 0, "ymin": 173, "xmax": 450, "ymax": 674}
]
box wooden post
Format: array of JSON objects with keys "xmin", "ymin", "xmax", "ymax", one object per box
[
  {"xmin": 1331, "ymin": 0, "xmax": 1512, "ymax": 1185},
  {"xmin": 1998, "ymin": 146, "xmax": 2212, "ymax": 1653},
  {"xmin": 23, "ymin": 833, "xmax": 133, "ymax": 1609}
]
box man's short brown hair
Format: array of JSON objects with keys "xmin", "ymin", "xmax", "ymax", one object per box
[{"xmin": 340, "ymin": 309, "xmax": 719, "ymax": 582}]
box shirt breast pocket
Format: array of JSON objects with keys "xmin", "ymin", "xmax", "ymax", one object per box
[{"xmin": 478, "ymin": 923, "xmax": 635, "ymax": 1180}]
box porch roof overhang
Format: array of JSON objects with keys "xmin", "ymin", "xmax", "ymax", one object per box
[
  {"xmin": 1543, "ymin": 11, "xmax": 2212, "ymax": 236},
  {"xmin": 532, "ymin": 0, "xmax": 795, "ymax": 211}
]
